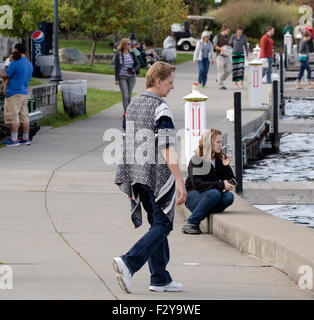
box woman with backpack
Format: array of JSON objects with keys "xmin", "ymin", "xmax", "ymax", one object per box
[{"xmin": 115, "ymin": 38, "xmax": 140, "ymax": 126}]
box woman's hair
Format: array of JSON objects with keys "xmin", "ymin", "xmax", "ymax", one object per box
[
  {"xmin": 221, "ymin": 24, "xmax": 230, "ymax": 32},
  {"xmin": 117, "ymin": 38, "xmax": 130, "ymax": 53},
  {"xmin": 303, "ymin": 30, "xmax": 311, "ymax": 38},
  {"xmin": 146, "ymin": 62, "xmax": 176, "ymax": 89},
  {"xmin": 236, "ymin": 25, "xmax": 244, "ymax": 31},
  {"xmin": 201, "ymin": 31, "xmax": 211, "ymax": 40},
  {"xmin": 197, "ymin": 129, "xmax": 223, "ymax": 161}
]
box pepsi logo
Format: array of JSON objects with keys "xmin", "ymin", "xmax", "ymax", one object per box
[{"xmin": 32, "ymin": 30, "xmax": 45, "ymax": 43}]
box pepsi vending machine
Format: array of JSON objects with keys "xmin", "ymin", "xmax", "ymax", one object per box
[{"xmin": 31, "ymin": 22, "xmax": 53, "ymax": 77}]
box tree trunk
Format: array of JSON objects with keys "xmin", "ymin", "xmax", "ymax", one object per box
[{"xmin": 89, "ymin": 39, "xmax": 97, "ymax": 65}]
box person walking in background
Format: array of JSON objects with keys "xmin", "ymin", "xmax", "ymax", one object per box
[
  {"xmin": 193, "ymin": 31, "xmax": 214, "ymax": 88},
  {"xmin": 283, "ymin": 22, "xmax": 293, "ymax": 36},
  {"xmin": 294, "ymin": 23, "xmax": 303, "ymax": 46},
  {"xmin": 296, "ymin": 30, "xmax": 312, "ymax": 90},
  {"xmin": 114, "ymin": 62, "xmax": 187, "ymax": 294},
  {"xmin": 114, "ymin": 38, "xmax": 140, "ymax": 129},
  {"xmin": 213, "ymin": 24, "xmax": 232, "ymax": 90},
  {"xmin": 1, "ymin": 43, "xmax": 33, "ymax": 147},
  {"xmin": 183, "ymin": 129, "xmax": 235, "ymax": 234},
  {"xmin": 229, "ymin": 26, "xmax": 248, "ymax": 89},
  {"xmin": 260, "ymin": 26, "xmax": 275, "ymax": 84},
  {"xmin": 304, "ymin": 25, "xmax": 314, "ymax": 53}
]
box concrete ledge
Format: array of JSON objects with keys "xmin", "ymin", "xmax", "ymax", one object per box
[{"xmin": 178, "ymin": 193, "xmax": 314, "ymax": 292}]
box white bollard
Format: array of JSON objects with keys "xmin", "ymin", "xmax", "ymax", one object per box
[
  {"xmin": 284, "ymin": 32, "xmax": 292, "ymax": 58},
  {"xmin": 248, "ymin": 60, "xmax": 263, "ymax": 108},
  {"xmin": 183, "ymin": 83, "xmax": 208, "ymax": 165},
  {"xmin": 253, "ymin": 44, "xmax": 261, "ymax": 59}
]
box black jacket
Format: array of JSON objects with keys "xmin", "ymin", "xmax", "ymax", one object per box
[
  {"xmin": 114, "ymin": 51, "xmax": 140, "ymax": 81},
  {"xmin": 185, "ymin": 154, "xmax": 235, "ymax": 193}
]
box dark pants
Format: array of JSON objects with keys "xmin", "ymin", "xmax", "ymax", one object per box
[
  {"xmin": 121, "ymin": 183, "xmax": 173, "ymax": 286},
  {"xmin": 185, "ymin": 189, "xmax": 234, "ymax": 226},
  {"xmin": 298, "ymin": 60, "xmax": 312, "ymax": 81},
  {"xmin": 197, "ymin": 58, "xmax": 210, "ymax": 86}
]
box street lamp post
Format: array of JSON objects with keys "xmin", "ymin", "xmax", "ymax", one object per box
[{"xmin": 50, "ymin": 0, "xmax": 63, "ymax": 82}]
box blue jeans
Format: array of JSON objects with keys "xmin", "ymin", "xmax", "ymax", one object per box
[
  {"xmin": 119, "ymin": 75, "xmax": 136, "ymax": 112},
  {"xmin": 185, "ymin": 189, "xmax": 234, "ymax": 226},
  {"xmin": 262, "ymin": 57, "xmax": 273, "ymax": 84},
  {"xmin": 298, "ymin": 60, "xmax": 312, "ymax": 81},
  {"xmin": 197, "ymin": 58, "xmax": 210, "ymax": 86},
  {"xmin": 121, "ymin": 183, "xmax": 173, "ymax": 286}
]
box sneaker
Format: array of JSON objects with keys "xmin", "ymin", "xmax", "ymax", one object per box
[
  {"xmin": 19, "ymin": 138, "xmax": 31, "ymax": 145},
  {"xmin": 1, "ymin": 139, "xmax": 20, "ymax": 147},
  {"xmin": 112, "ymin": 257, "xmax": 132, "ymax": 293},
  {"xmin": 149, "ymin": 281, "xmax": 183, "ymax": 292},
  {"xmin": 182, "ymin": 223, "xmax": 201, "ymax": 234},
  {"xmin": 219, "ymin": 86, "xmax": 227, "ymax": 90}
]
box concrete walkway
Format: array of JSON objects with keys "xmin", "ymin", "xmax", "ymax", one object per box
[{"xmin": 0, "ymin": 61, "xmax": 313, "ymax": 299}]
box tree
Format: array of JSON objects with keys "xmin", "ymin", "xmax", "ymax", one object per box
[
  {"xmin": 59, "ymin": 0, "xmax": 140, "ymax": 65},
  {"xmin": 0, "ymin": 0, "xmax": 54, "ymax": 58}
]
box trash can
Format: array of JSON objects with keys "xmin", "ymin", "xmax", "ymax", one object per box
[
  {"xmin": 37, "ymin": 55, "xmax": 54, "ymax": 78},
  {"xmin": 59, "ymin": 80, "xmax": 87, "ymax": 118}
]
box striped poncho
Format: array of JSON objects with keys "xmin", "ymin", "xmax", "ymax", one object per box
[{"xmin": 115, "ymin": 91, "xmax": 177, "ymax": 228}]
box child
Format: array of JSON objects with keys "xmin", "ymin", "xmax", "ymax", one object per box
[
  {"xmin": 296, "ymin": 30, "xmax": 313, "ymax": 89},
  {"xmin": 1, "ymin": 51, "xmax": 21, "ymax": 95}
]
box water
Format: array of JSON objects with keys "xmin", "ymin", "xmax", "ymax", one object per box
[{"xmin": 244, "ymin": 98, "xmax": 314, "ymax": 229}]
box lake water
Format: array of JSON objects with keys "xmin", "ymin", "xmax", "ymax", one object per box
[{"xmin": 244, "ymin": 98, "xmax": 314, "ymax": 229}]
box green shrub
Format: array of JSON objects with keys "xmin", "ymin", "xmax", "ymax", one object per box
[{"xmin": 215, "ymin": 0, "xmax": 299, "ymax": 41}]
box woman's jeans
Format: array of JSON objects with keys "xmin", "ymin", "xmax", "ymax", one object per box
[
  {"xmin": 119, "ymin": 75, "xmax": 136, "ymax": 112},
  {"xmin": 298, "ymin": 60, "xmax": 312, "ymax": 81},
  {"xmin": 185, "ymin": 189, "xmax": 234, "ymax": 226},
  {"xmin": 197, "ymin": 58, "xmax": 210, "ymax": 86},
  {"xmin": 121, "ymin": 183, "xmax": 173, "ymax": 286}
]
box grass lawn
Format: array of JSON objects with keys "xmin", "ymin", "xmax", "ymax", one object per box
[
  {"xmin": 59, "ymin": 39, "xmax": 113, "ymax": 55},
  {"xmin": 60, "ymin": 53, "xmax": 193, "ymax": 77},
  {"xmin": 39, "ymin": 87, "xmax": 122, "ymax": 127},
  {"xmin": 29, "ymin": 78, "xmax": 48, "ymax": 87}
]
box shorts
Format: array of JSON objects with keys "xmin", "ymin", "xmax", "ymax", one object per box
[{"xmin": 4, "ymin": 94, "xmax": 29, "ymax": 125}]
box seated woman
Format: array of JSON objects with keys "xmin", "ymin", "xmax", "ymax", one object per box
[{"xmin": 183, "ymin": 129, "xmax": 235, "ymax": 234}]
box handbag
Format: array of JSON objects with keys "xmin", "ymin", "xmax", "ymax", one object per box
[{"xmin": 299, "ymin": 54, "xmax": 308, "ymax": 62}]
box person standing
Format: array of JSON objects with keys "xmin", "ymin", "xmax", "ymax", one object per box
[
  {"xmin": 304, "ymin": 25, "xmax": 314, "ymax": 53},
  {"xmin": 183, "ymin": 129, "xmax": 235, "ymax": 234},
  {"xmin": 113, "ymin": 62, "xmax": 187, "ymax": 294},
  {"xmin": 260, "ymin": 26, "xmax": 275, "ymax": 84},
  {"xmin": 1, "ymin": 43, "xmax": 33, "ymax": 147},
  {"xmin": 229, "ymin": 26, "xmax": 248, "ymax": 89},
  {"xmin": 213, "ymin": 24, "xmax": 232, "ymax": 90},
  {"xmin": 296, "ymin": 30, "xmax": 312, "ymax": 90},
  {"xmin": 193, "ymin": 31, "xmax": 214, "ymax": 88},
  {"xmin": 294, "ymin": 23, "xmax": 303, "ymax": 46},
  {"xmin": 283, "ymin": 22, "xmax": 293, "ymax": 36},
  {"xmin": 115, "ymin": 38, "xmax": 140, "ymax": 127}
]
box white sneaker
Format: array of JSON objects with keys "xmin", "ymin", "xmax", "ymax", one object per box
[
  {"xmin": 149, "ymin": 281, "xmax": 183, "ymax": 292},
  {"xmin": 112, "ymin": 257, "xmax": 132, "ymax": 293}
]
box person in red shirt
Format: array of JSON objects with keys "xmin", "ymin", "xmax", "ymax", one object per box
[
  {"xmin": 304, "ymin": 25, "xmax": 313, "ymax": 52},
  {"xmin": 260, "ymin": 26, "xmax": 275, "ymax": 83}
]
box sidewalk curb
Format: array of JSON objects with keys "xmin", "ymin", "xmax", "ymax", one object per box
[{"xmin": 178, "ymin": 194, "xmax": 314, "ymax": 293}]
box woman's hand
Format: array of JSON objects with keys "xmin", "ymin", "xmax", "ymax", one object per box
[
  {"xmin": 222, "ymin": 154, "xmax": 231, "ymax": 166},
  {"xmin": 211, "ymin": 60, "xmax": 214, "ymax": 65},
  {"xmin": 193, "ymin": 60, "xmax": 196, "ymax": 64},
  {"xmin": 224, "ymin": 180, "xmax": 234, "ymax": 191},
  {"xmin": 115, "ymin": 81, "xmax": 119, "ymax": 85}
]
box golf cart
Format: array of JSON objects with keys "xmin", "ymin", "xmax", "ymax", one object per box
[{"xmin": 172, "ymin": 15, "xmax": 215, "ymax": 51}]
